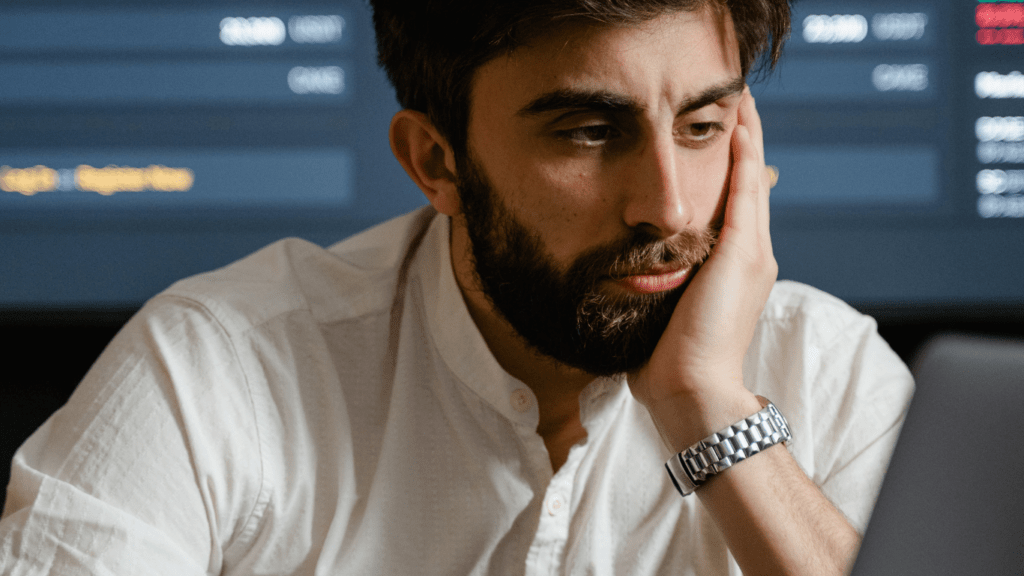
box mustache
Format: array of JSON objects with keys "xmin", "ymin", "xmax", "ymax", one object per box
[{"xmin": 569, "ymin": 226, "xmax": 719, "ymax": 283}]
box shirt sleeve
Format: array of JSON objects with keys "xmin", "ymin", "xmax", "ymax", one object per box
[
  {"xmin": 0, "ymin": 295, "xmax": 267, "ymax": 575},
  {"xmin": 747, "ymin": 282, "xmax": 916, "ymax": 535},
  {"xmin": 810, "ymin": 314, "xmax": 915, "ymax": 533}
]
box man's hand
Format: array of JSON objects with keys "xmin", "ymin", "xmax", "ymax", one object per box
[
  {"xmin": 629, "ymin": 86, "xmax": 778, "ymax": 448},
  {"xmin": 627, "ymin": 88, "xmax": 861, "ymax": 576}
]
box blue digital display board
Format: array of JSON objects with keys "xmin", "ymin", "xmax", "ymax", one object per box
[{"xmin": 1, "ymin": 0, "xmax": 1022, "ymax": 311}]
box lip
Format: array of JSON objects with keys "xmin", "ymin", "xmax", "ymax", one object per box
[{"xmin": 611, "ymin": 266, "xmax": 692, "ymax": 294}]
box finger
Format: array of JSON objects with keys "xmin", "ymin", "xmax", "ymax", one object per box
[
  {"xmin": 737, "ymin": 87, "xmax": 765, "ymax": 166},
  {"xmin": 724, "ymin": 123, "xmax": 761, "ymax": 245},
  {"xmin": 738, "ymin": 87, "xmax": 772, "ymax": 246},
  {"xmin": 758, "ymin": 164, "xmax": 773, "ymax": 244}
]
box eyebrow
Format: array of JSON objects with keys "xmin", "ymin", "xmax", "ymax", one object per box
[{"xmin": 517, "ymin": 76, "xmax": 746, "ymax": 119}]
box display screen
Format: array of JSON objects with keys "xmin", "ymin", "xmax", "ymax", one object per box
[{"xmin": 1, "ymin": 0, "xmax": 1022, "ymax": 313}]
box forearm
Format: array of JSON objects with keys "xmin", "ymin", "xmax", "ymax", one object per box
[
  {"xmin": 631, "ymin": 88, "xmax": 859, "ymax": 574},
  {"xmin": 647, "ymin": 390, "xmax": 861, "ymax": 576}
]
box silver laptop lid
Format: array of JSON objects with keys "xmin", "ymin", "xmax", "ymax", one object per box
[{"xmin": 849, "ymin": 334, "xmax": 1024, "ymax": 575}]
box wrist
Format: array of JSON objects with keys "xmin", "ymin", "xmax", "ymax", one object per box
[
  {"xmin": 665, "ymin": 396, "xmax": 792, "ymax": 497},
  {"xmin": 643, "ymin": 385, "xmax": 763, "ymax": 454},
  {"xmin": 631, "ymin": 360, "xmax": 744, "ymax": 404}
]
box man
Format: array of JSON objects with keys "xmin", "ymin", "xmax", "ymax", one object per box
[{"xmin": 0, "ymin": 1, "xmax": 913, "ymax": 574}]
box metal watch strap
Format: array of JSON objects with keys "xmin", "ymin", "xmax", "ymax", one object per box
[{"xmin": 665, "ymin": 396, "xmax": 792, "ymax": 496}]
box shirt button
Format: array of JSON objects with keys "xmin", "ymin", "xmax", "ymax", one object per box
[
  {"xmin": 546, "ymin": 494, "xmax": 565, "ymax": 516},
  {"xmin": 510, "ymin": 389, "xmax": 533, "ymax": 412}
]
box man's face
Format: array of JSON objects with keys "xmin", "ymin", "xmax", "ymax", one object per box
[{"xmin": 457, "ymin": 7, "xmax": 745, "ymax": 375}]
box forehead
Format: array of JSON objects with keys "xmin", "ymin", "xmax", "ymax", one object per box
[{"xmin": 469, "ymin": 7, "xmax": 742, "ymax": 122}]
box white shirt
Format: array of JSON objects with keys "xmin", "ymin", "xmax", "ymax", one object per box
[{"xmin": 0, "ymin": 207, "xmax": 914, "ymax": 575}]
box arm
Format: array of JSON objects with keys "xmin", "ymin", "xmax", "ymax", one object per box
[
  {"xmin": 0, "ymin": 298, "xmax": 262, "ymax": 575},
  {"xmin": 629, "ymin": 88, "xmax": 861, "ymax": 575}
]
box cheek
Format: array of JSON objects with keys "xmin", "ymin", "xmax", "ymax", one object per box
[
  {"xmin": 481, "ymin": 158, "xmax": 589, "ymax": 249},
  {"xmin": 522, "ymin": 167, "xmax": 606, "ymax": 251},
  {"xmin": 512, "ymin": 155, "xmax": 605, "ymax": 215}
]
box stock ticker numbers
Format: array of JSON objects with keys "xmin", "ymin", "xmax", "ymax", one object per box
[
  {"xmin": 976, "ymin": 1, "xmax": 1024, "ymax": 45},
  {"xmin": 0, "ymin": 3, "xmax": 359, "ymax": 210},
  {"xmin": 748, "ymin": 2, "xmax": 944, "ymax": 213},
  {"xmin": 794, "ymin": 1, "xmax": 1024, "ymax": 220},
  {"xmin": 801, "ymin": 12, "xmax": 931, "ymax": 91},
  {"xmin": 219, "ymin": 15, "xmax": 345, "ymax": 46},
  {"xmin": 1, "ymin": 0, "xmax": 1022, "ymax": 222},
  {"xmin": 973, "ymin": 1, "xmax": 1024, "ymax": 218}
]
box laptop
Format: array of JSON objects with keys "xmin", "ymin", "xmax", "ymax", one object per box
[{"xmin": 849, "ymin": 333, "xmax": 1024, "ymax": 575}]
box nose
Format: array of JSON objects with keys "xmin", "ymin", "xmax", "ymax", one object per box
[{"xmin": 620, "ymin": 132, "xmax": 693, "ymax": 238}]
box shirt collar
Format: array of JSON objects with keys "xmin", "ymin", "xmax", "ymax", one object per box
[{"xmin": 417, "ymin": 214, "xmax": 540, "ymax": 427}]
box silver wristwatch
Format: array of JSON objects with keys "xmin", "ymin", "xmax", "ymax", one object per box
[{"xmin": 665, "ymin": 396, "xmax": 792, "ymax": 496}]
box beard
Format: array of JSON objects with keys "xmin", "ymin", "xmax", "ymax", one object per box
[{"xmin": 458, "ymin": 156, "xmax": 717, "ymax": 376}]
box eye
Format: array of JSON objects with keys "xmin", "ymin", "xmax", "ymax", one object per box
[
  {"xmin": 558, "ymin": 124, "xmax": 621, "ymax": 146},
  {"xmin": 677, "ymin": 121, "xmax": 724, "ymax": 145}
]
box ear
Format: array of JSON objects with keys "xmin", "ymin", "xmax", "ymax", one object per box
[{"xmin": 389, "ymin": 109, "xmax": 461, "ymax": 216}]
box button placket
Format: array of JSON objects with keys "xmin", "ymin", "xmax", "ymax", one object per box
[
  {"xmin": 526, "ymin": 468, "xmax": 577, "ymax": 574},
  {"xmin": 545, "ymin": 493, "xmax": 566, "ymax": 516}
]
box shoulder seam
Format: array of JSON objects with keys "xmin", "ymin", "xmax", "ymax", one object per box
[{"xmin": 156, "ymin": 294, "xmax": 272, "ymax": 558}]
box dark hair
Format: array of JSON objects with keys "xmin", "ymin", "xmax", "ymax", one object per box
[{"xmin": 371, "ymin": 0, "xmax": 791, "ymax": 164}]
